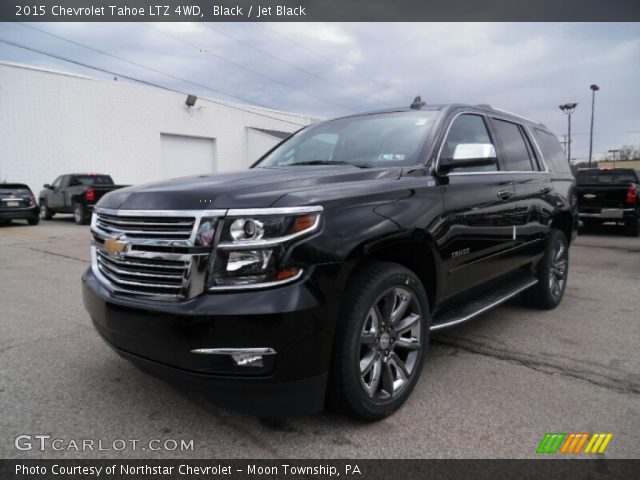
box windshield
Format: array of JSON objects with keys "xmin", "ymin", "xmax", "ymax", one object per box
[
  {"xmin": 255, "ymin": 111, "xmax": 439, "ymax": 168},
  {"xmin": 576, "ymin": 169, "xmax": 638, "ymax": 185}
]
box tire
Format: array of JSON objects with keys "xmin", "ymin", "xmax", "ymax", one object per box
[
  {"xmin": 73, "ymin": 203, "xmax": 89, "ymax": 225},
  {"xmin": 624, "ymin": 214, "xmax": 639, "ymax": 237},
  {"xmin": 522, "ymin": 229, "xmax": 569, "ymax": 310},
  {"xmin": 329, "ymin": 261, "xmax": 430, "ymax": 421},
  {"xmin": 39, "ymin": 201, "xmax": 53, "ymax": 220},
  {"xmin": 27, "ymin": 215, "xmax": 39, "ymax": 226}
]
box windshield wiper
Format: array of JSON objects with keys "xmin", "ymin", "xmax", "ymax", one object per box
[{"xmin": 288, "ymin": 160, "xmax": 373, "ymax": 169}]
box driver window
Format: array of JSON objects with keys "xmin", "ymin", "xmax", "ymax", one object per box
[
  {"xmin": 442, "ymin": 114, "xmax": 497, "ymax": 173},
  {"xmin": 51, "ymin": 176, "xmax": 63, "ymax": 189}
]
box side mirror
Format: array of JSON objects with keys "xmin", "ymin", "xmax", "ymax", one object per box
[
  {"xmin": 43, "ymin": 184, "xmax": 51, "ymax": 190},
  {"xmin": 439, "ymin": 143, "xmax": 497, "ymax": 173}
]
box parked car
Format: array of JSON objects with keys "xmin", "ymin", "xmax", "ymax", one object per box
[
  {"xmin": 0, "ymin": 183, "xmax": 39, "ymax": 225},
  {"xmin": 576, "ymin": 168, "xmax": 640, "ymax": 236},
  {"xmin": 82, "ymin": 102, "xmax": 577, "ymax": 420},
  {"xmin": 39, "ymin": 174, "xmax": 128, "ymax": 225}
]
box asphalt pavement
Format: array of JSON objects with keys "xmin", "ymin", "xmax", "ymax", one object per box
[{"xmin": 1, "ymin": 217, "xmax": 638, "ymax": 458}]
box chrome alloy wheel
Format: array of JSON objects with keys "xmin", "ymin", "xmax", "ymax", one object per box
[
  {"xmin": 549, "ymin": 239, "xmax": 568, "ymax": 299},
  {"xmin": 359, "ymin": 287, "xmax": 422, "ymax": 400}
]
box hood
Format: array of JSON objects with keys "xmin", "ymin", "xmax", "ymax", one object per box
[{"xmin": 97, "ymin": 166, "xmax": 406, "ymax": 211}]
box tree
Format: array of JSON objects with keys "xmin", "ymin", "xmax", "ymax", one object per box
[{"xmin": 617, "ymin": 144, "xmax": 640, "ymax": 161}]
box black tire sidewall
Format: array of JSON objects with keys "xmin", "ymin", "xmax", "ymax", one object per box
[
  {"xmin": 335, "ymin": 263, "xmax": 430, "ymax": 420},
  {"xmin": 537, "ymin": 229, "xmax": 569, "ymax": 308},
  {"xmin": 74, "ymin": 203, "xmax": 87, "ymax": 225}
]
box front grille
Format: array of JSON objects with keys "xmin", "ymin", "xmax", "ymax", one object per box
[
  {"xmin": 96, "ymin": 250, "xmax": 187, "ymax": 298},
  {"xmin": 96, "ymin": 211, "xmax": 196, "ymax": 239},
  {"xmin": 91, "ymin": 208, "xmax": 224, "ymax": 301}
]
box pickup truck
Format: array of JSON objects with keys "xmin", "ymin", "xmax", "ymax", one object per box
[
  {"xmin": 576, "ymin": 167, "xmax": 640, "ymax": 236},
  {"xmin": 82, "ymin": 102, "xmax": 577, "ymax": 420},
  {"xmin": 39, "ymin": 174, "xmax": 128, "ymax": 225}
]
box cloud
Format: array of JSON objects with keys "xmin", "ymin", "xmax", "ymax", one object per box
[{"xmin": 0, "ymin": 21, "xmax": 638, "ymax": 159}]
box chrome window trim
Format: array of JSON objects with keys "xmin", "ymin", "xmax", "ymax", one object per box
[
  {"xmin": 523, "ymin": 124, "xmax": 552, "ymax": 173},
  {"xmin": 434, "ymin": 110, "xmax": 552, "ymax": 176}
]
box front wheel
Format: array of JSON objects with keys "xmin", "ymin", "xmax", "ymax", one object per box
[
  {"xmin": 329, "ymin": 262, "xmax": 430, "ymax": 421},
  {"xmin": 39, "ymin": 202, "xmax": 53, "ymax": 220},
  {"xmin": 522, "ymin": 229, "xmax": 569, "ymax": 310}
]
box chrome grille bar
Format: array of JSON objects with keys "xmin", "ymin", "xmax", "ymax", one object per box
[{"xmin": 91, "ymin": 207, "xmax": 225, "ymax": 301}]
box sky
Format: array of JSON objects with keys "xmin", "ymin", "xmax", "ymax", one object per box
[{"xmin": 0, "ymin": 22, "xmax": 639, "ymax": 162}]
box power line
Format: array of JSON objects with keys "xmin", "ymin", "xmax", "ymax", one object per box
[
  {"xmin": 144, "ymin": 23, "xmax": 353, "ymax": 112},
  {"xmin": 203, "ymin": 24, "xmax": 395, "ymax": 109},
  {"xmin": 0, "ymin": 38, "xmax": 308, "ymax": 127},
  {"xmin": 258, "ymin": 24, "xmax": 412, "ymax": 101},
  {"xmin": 14, "ymin": 23, "xmax": 275, "ymax": 110}
]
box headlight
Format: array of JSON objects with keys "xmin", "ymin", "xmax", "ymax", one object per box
[{"xmin": 207, "ymin": 206, "xmax": 322, "ymax": 290}]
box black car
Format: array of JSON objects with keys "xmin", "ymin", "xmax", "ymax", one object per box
[
  {"xmin": 576, "ymin": 168, "xmax": 640, "ymax": 236},
  {"xmin": 82, "ymin": 102, "xmax": 577, "ymax": 420},
  {"xmin": 39, "ymin": 173, "xmax": 128, "ymax": 225},
  {"xmin": 0, "ymin": 183, "xmax": 39, "ymax": 225}
]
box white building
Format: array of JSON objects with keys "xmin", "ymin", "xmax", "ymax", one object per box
[{"xmin": 0, "ymin": 62, "xmax": 315, "ymax": 193}]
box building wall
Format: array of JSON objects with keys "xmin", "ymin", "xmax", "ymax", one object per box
[
  {"xmin": 0, "ymin": 63, "xmax": 313, "ymax": 194},
  {"xmin": 597, "ymin": 160, "xmax": 640, "ymax": 169}
]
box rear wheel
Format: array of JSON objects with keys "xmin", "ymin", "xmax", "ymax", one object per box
[
  {"xmin": 329, "ymin": 262, "xmax": 430, "ymax": 421},
  {"xmin": 522, "ymin": 229, "xmax": 569, "ymax": 310},
  {"xmin": 73, "ymin": 203, "xmax": 89, "ymax": 225},
  {"xmin": 39, "ymin": 201, "xmax": 53, "ymax": 220},
  {"xmin": 27, "ymin": 216, "xmax": 39, "ymax": 226},
  {"xmin": 624, "ymin": 214, "xmax": 639, "ymax": 237}
]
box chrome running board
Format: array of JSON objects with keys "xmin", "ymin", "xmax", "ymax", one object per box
[{"xmin": 430, "ymin": 275, "xmax": 538, "ymax": 331}]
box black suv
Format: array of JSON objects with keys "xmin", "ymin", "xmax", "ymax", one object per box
[
  {"xmin": 0, "ymin": 183, "xmax": 39, "ymax": 225},
  {"xmin": 83, "ymin": 103, "xmax": 577, "ymax": 420}
]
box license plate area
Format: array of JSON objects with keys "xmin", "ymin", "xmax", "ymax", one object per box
[
  {"xmin": 7, "ymin": 201, "xmax": 19, "ymax": 207},
  {"xmin": 601, "ymin": 209, "xmax": 623, "ymax": 219}
]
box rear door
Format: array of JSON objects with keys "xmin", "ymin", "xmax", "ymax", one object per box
[
  {"xmin": 489, "ymin": 117, "xmax": 552, "ymax": 263},
  {"xmin": 438, "ymin": 112, "xmax": 517, "ymax": 299}
]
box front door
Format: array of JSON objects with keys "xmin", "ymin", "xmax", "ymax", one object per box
[{"xmin": 437, "ymin": 113, "xmax": 517, "ymax": 300}]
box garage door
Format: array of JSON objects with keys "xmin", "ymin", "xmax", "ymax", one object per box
[{"xmin": 160, "ymin": 133, "xmax": 216, "ymax": 180}]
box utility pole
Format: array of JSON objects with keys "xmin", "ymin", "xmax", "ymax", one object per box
[
  {"xmin": 559, "ymin": 103, "xmax": 578, "ymax": 164},
  {"xmin": 588, "ymin": 84, "xmax": 600, "ymax": 167}
]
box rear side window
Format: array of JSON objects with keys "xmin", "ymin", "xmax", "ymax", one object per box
[
  {"xmin": 492, "ymin": 119, "xmax": 534, "ymax": 171},
  {"xmin": 533, "ymin": 128, "xmax": 571, "ymax": 174}
]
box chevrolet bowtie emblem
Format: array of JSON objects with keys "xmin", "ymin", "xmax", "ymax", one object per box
[
  {"xmin": 104, "ymin": 237, "xmax": 128, "ymax": 257},
  {"xmin": 584, "ymin": 193, "xmax": 596, "ymax": 199}
]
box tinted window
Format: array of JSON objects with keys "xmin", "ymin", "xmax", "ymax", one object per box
[
  {"xmin": 576, "ymin": 169, "xmax": 638, "ymax": 185},
  {"xmin": 441, "ymin": 114, "xmax": 497, "ymax": 172},
  {"xmin": 51, "ymin": 176, "xmax": 62, "ymax": 189},
  {"xmin": 72, "ymin": 175, "xmax": 114, "ymax": 186},
  {"xmin": 0, "ymin": 184, "xmax": 31, "ymax": 195},
  {"xmin": 493, "ymin": 119, "xmax": 533, "ymax": 171},
  {"xmin": 256, "ymin": 111, "xmax": 438, "ymax": 168},
  {"xmin": 533, "ymin": 128, "xmax": 571, "ymax": 174}
]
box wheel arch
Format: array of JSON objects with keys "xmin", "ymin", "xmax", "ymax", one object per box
[
  {"xmin": 342, "ymin": 231, "xmax": 441, "ymax": 311},
  {"xmin": 550, "ymin": 210, "xmax": 575, "ymax": 244}
]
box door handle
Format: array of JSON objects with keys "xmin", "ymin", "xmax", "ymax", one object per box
[
  {"xmin": 540, "ymin": 186, "xmax": 551, "ymax": 194},
  {"xmin": 497, "ymin": 190, "xmax": 513, "ymax": 200}
]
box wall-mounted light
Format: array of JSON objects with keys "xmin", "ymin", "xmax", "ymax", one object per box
[{"xmin": 185, "ymin": 94, "xmax": 197, "ymax": 108}]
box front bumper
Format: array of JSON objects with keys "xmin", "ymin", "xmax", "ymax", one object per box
[
  {"xmin": 0, "ymin": 205, "xmax": 38, "ymax": 220},
  {"xmin": 82, "ymin": 267, "xmax": 340, "ymax": 416},
  {"xmin": 579, "ymin": 207, "xmax": 636, "ymax": 220}
]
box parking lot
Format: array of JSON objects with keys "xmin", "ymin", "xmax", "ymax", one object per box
[{"xmin": 1, "ymin": 217, "xmax": 639, "ymax": 459}]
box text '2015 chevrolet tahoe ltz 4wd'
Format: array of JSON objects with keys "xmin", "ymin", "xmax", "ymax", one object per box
[{"xmin": 82, "ymin": 103, "xmax": 577, "ymax": 420}]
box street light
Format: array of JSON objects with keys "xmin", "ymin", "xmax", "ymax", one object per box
[
  {"xmin": 588, "ymin": 84, "xmax": 600, "ymax": 167},
  {"xmin": 559, "ymin": 102, "xmax": 578, "ymax": 164}
]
